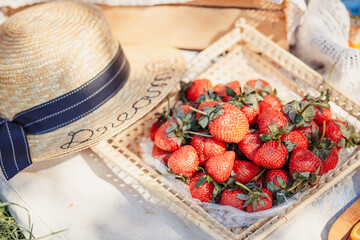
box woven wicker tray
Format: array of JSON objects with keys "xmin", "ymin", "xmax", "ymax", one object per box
[{"xmin": 92, "ymin": 20, "xmax": 360, "ymax": 240}]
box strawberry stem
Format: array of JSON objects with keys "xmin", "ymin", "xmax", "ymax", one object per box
[
  {"xmin": 189, "ymin": 106, "xmax": 207, "ymax": 116},
  {"xmin": 318, "ymin": 120, "xmax": 326, "ymax": 147},
  {"xmin": 235, "ymin": 182, "xmax": 254, "ymax": 195},
  {"xmin": 167, "ymin": 94, "xmax": 171, "ymax": 116},
  {"xmin": 323, "ymin": 63, "xmax": 336, "ymax": 96},
  {"xmin": 287, "ymin": 179, "xmax": 305, "ymax": 192},
  {"xmin": 185, "ymin": 131, "xmax": 213, "ymax": 137},
  {"xmin": 251, "ymin": 168, "xmax": 266, "ymax": 182},
  {"xmin": 299, "ymin": 100, "xmax": 329, "ymax": 115},
  {"xmin": 195, "ymin": 166, "xmax": 206, "ymax": 174}
]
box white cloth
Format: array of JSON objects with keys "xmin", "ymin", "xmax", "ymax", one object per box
[
  {"xmin": 1, "ymin": 147, "xmax": 360, "ymax": 240},
  {"xmin": 295, "ymin": 0, "xmax": 360, "ymax": 103},
  {"xmin": 0, "ymin": 149, "xmax": 213, "ymax": 240}
]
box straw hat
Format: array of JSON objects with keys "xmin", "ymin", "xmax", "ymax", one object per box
[{"xmin": 0, "ymin": 1, "xmax": 185, "ymax": 179}]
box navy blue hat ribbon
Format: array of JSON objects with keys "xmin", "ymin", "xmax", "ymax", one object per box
[{"xmin": 0, "ymin": 46, "xmax": 130, "ymax": 180}]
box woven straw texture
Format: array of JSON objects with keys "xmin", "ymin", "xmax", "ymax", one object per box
[
  {"xmin": 92, "ymin": 20, "xmax": 360, "ymax": 240},
  {"xmin": 0, "ymin": 1, "xmax": 186, "ymax": 161}
]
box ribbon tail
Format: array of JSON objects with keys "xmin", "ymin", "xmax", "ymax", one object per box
[{"xmin": 0, "ymin": 121, "xmax": 32, "ymax": 180}]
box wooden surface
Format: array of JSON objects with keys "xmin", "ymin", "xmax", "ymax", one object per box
[
  {"xmin": 101, "ymin": 6, "xmax": 288, "ymax": 50},
  {"xmin": 328, "ymin": 198, "xmax": 360, "ymax": 240},
  {"xmin": 171, "ymin": 0, "xmax": 284, "ymax": 10},
  {"xmin": 6, "ymin": 3, "xmax": 288, "ymax": 51}
]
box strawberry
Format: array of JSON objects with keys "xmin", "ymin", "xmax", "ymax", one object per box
[
  {"xmin": 195, "ymin": 101, "xmax": 221, "ymax": 119},
  {"xmin": 258, "ymin": 95, "xmax": 282, "ymax": 112},
  {"xmin": 258, "ymin": 108, "xmax": 288, "ymax": 134},
  {"xmin": 252, "ymin": 140, "xmax": 287, "ymax": 169},
  {"xmin": 319, "ymin": 147, "xmax": 339, "ymax": 174},
  {"xmin": 244, "ymin": 79, "xmax": 272, "ymax": 97},
  {"xmin": 188, "ymin": 172, "xmax": 214, "ymax": 202},
  {"xmin": 167, "ymin": 145, "xmax": 199, "ymax": 178},
  {"xmin": 321, "ymin": 119, "xmax": 346, "ymax": 143},
  {"xmin": 150, "ymin": 121, "xmax": 160, "ymax": 141},
  {"xmin": 296, "ymin": 120, "xmax": 319, "ymax": 136},
  {"xmin": 245, "ymin": 79, "xmax": 270, "ymax": 89},
  {"xmin": 213, "ymin": 83, "xmax": 224, "ymax": 95},
  {"xmin": 265, "ymin": 169, "xmax": 289, "ymax": 188},
  {"xmin": 186, "ymin": 79, "xmax": 213, "ymax": 102},
  {"xmin": 289, "ymin": 147, "xmax": 323, "ymax": 178},
  {"xmin": 220, "ymin": 189, "xmax": 245, "ymax": 210},
  {"xmin": 244, "ymin": 188, "xmax": 273, "ymax": 213},
  {"xmin": 205, "ymin": 151, "xmax": 235, "ymax": 182},
  {"xmin": 154, "ymin": 120, "xmax": 182, "ymax": 151},
  {"xmin": 172, "ymin": 104, "xmax": 192, "ymax": 119},
  {"xmin": 251, "ymin": 173, "xmax": 267, "ymax": 188},
  {"xmin": 208, "ymin": 103, "xmax": 249, "ymax": 143},
  {"xmin": 280, "ymin": 130, "xmax": 309, "ymax": 151},
  {"xmin": 265, "ymin": 169, "xmax": 291, "ymax": 203},
  {"xmin": 240, "ymin": 105, "xmax": 259, "ymax": 125},
  {"xmin": 190, "ymin": 135, "xmax": 226, "ymax": 166},
  {"xmin": 152, "ymin": 145, "xmax": 172, "ymax": 164},
  {"xmin": 215, "ymin": 81, "xmax": 241, "ymax": 102},
  {"xmin": 238, "ymin": 131, "xmax": 263, "ymax": 161},
  {"xmin": 233, "ymin": 160, "xmax": 261, "ymax": 184},
  {"xmin": 313, "ymin": 106, "xmax": 332, "ymax": 125}
]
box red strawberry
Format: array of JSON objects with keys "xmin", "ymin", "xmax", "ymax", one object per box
[
  {"xmin": 238, "ymin": 131, "xmax": 263, "ymax": 161},
  {"xmin": 152, "ymin": 145, "xmax": 172, "ymax": 164},
  {"xmin": 245, "ymin": 79, "xmax": 270, "ymax": 89},
  {"xmin": 150, "ymin": 121, "xmax": 160, "ymax": 141},
  {"xmin": 265, "ymin": 169, "xmax": 289, "ymax": 188},
  {"xmin": 220, "ymin": 189, "xmax": 245, "ymax": 210},
  {"xmin": 245, "ymin": 188, "xmax": 273, "ymax": 212},
  {"xmin": 289, "ymin": 147, "xmax": 323, "ymax": 178},
  {"xmin": 208, "ymin": 103, "xmax": 249, "ymax": 143},
  {"xmin": 233, "ymin": 160, "xmax": 261, "ymax": 184},
  {"xmin": 320, "ymin": 147, "xmax": 339, "ymax": 174},
  {"xmin": 172, "ymin": 104, "xmax": 192, "ymax": 118},
  {"xmin": 167, "ymin": 145, "xmax": 199, "ymax": 177},
  {"xmin": 186, "ymin": 79, "xmax": 213, "ymax": 102},
  {"xmin": 296, "ymin": 120, "xmax": 319, "ymax": 136},
  {"xmin": 258, "ymin": 95, "xmax": 282, "ymax": 112},
  {"xmin": 258, "ymin": 108, "xmax": 288, "ymax": 134},
  {"xmin": 154, "ymin": 120, "xmax": 181, "ymax": 151},
  {"xmin": 190, "ymin": 135, "xmax": 226, "ymax": 166},
  {"xmin": 313, "ymin": 106, "xmax": 332, "ymax": 125},
  {"xmin": 196, "ymin": 101, "xmax": 221, "ymax": 119},
  {"xmin": 252, "ymin": 140, "xmax": 287, "ymax": 169},
  {"xmin": 240, "ymin": 105, "xmax": 259, "ymax": 125},
  {"xmin": 251, "ymin": 173, "xmax": 267, "ymax": 188},
  {"xmin": 215, "ymin": 81, "xmax": 241, "ymax": 102},
  {"xmin": 205, "ymin": 151, "xmax": 235, "ymax": 182},
  {"xmin": 280, "ymin": 130, "xmax": 309, "ymax": 150},
  {"xmin": 322, "ymin": 119, "xmax": 346, "ymax": 143},
  {"xmin": 213, "ymin": 83, "xmax": 224, "ymax": 95},
  {"xmin": 188, "ymin": 172, "xmax": 214, "ymax": 202}
]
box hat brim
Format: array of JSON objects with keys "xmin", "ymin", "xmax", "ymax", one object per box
[{"xmin": 27, "ymin": 44, "xmax": 185, "ymax": 162}]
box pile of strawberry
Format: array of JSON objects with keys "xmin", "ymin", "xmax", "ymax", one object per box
[{"xmin": 149, "ymin": 78, "xmax": 360, "ymax": 213}]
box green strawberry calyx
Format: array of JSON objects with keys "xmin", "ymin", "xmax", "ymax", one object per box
[
  {"xmin": 178, "ymin": 80, "xmax": 194, "ymax": 103},
  {"xmin": 196, "ymin": 88, "xmax": 222, "ymax": 103},
  {"xmin": 194, "ymin": 167, "xmax": 224, "ymax": 203},
  {"xmin": 288, "ymin": 167, "xmax": 321, "ymax": 194},
  {"xmin": 335, "ymin": 121, "xmax": 360, "ymax": 148},
  {"xmin": 267, "ymin": 176, "xmax": 291, "ymax": 204},
  {"xmin": 244, "ymin": 80, "xmax": 272, "ymax": 97},
  {"xmin": 236, "ymin": 182, "xmax": 271, "ymax": 212},
  {"xmin": 283, "ymin": 99, "xmax": 330, "ymax": 128},
  {"xmin": 308, "ymin": 121, "xmax": 337, "ymax": 161},
  {"xmin": 225, "ymin": 86, "xmax": 263, "ymax": 111},
  {"xmin": 189, "ymin": 104, "xmax": 225, "ymax": 129}
]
